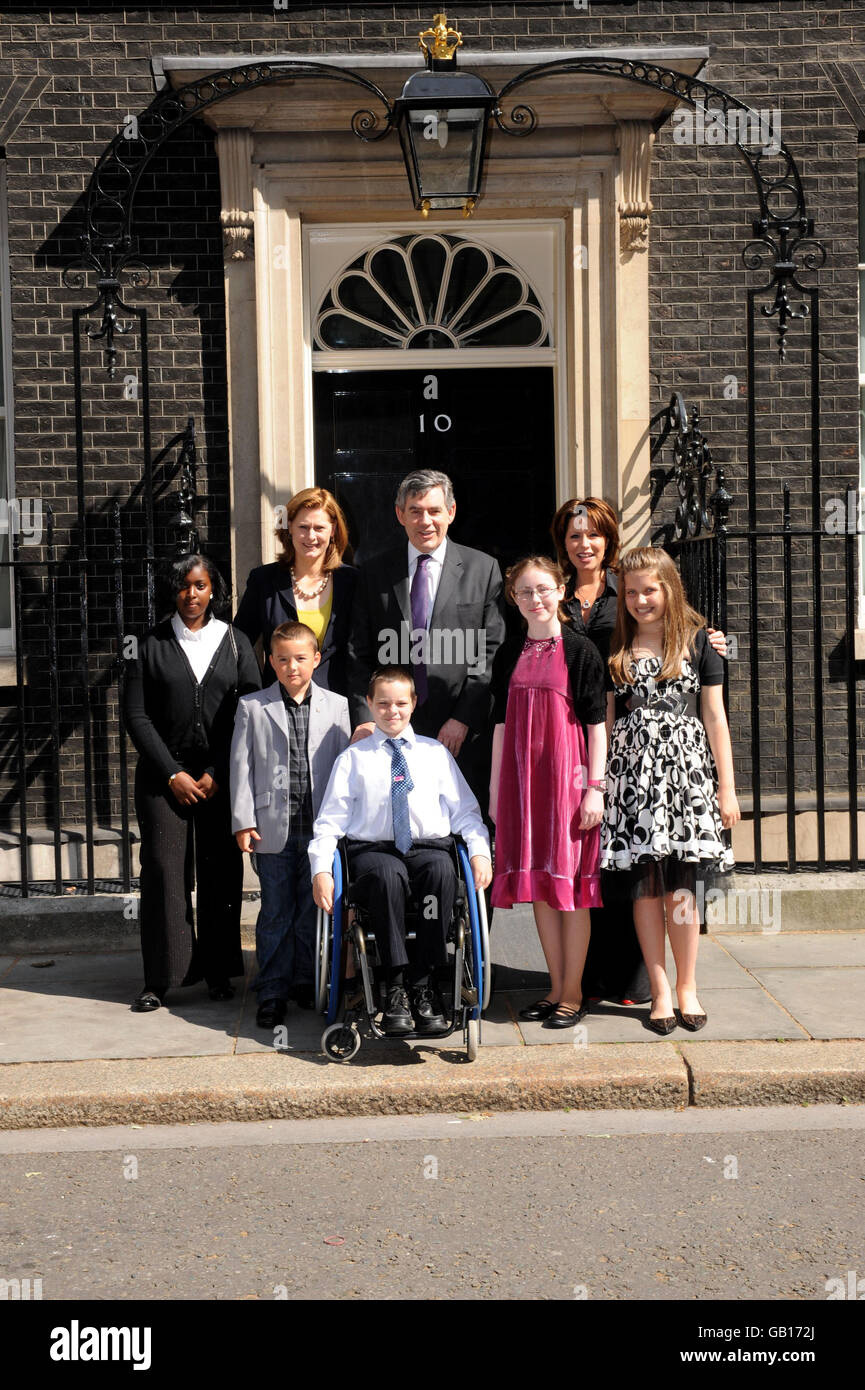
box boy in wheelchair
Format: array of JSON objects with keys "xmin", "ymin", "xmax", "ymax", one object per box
[{"xmin": 309, "ymin": 666, "xmax": 492, "ymax": 1035}]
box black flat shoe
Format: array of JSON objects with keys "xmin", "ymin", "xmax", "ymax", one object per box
[
  {"xmin": 543, "ymin": 1002, "xmax": 589, "ymax": 1029},
  {"xmin": 256, "ymin": 998, "xmax": 287, "ymax": 1028},
  {"xmin": 677, "ymin": 1011, "xmax": 708, "ymax": 1032},
  {"xmin": 131, "ymin": 991, "xmax": 162, "ymax": 1013},
  {"xmin": 208, "ymin": 981, "xmax": 235, "ymax": 1002},
  {"xmin": 293, "ymin": 984, "xmax": 316, "ymax": 1010},
  {"xmin": 644, "ymin": 1014, "xmax": 677, "ymax": 1035},
  {"xmin": 518, "ymin": 998, "xmax": 559, "ymax": 1022}
]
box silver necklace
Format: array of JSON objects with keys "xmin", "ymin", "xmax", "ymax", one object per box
[{"xmin": 574, "ymin": 571, "xmax": 604, "ymax": 611}]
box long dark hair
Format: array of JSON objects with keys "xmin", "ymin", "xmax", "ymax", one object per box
[
  {"xmin": 550, "ymin": 496, "xmax": 621, "ymax": 596},
  {"xmin": 158, "ymin": 552, "xmax": 230, "ymax": 621}
]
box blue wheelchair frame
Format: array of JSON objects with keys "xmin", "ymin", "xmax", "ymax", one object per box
[{"xmin": 316, "ymin": 837, "xmax": 490, "ymax": 1062}]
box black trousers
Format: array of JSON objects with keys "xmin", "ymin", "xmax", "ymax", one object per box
[
  {"xmin": 581, "ymin": 870, "xmax": 651, "ymax": 1003},
  {"xmin": 135, "ymin": 762, "xmax": 244, "ymax": 995},
  {"xmin": 345, "ymin": 838, "xmax": 457, "ymax": 974}
]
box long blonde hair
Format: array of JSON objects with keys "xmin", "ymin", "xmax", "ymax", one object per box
[{"xmin": 608, "ymin": 547, "xmax": 704, "ymax": 686}]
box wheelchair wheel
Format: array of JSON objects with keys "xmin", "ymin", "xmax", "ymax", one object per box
[
  {"xmin": 315, "ymin": 907, "xmax": 330, "ymax": 1014},
  {"xmin": 477, "ymin": 887, "xmax": 492, "ymax": 1011},
  {"xmin": 322, "ymin": 1021, "xmax": 361, "ymax": 1062},
  {"xmin": 465, "ymin": 1017, "xmax": 479, "ymax": 1062}
]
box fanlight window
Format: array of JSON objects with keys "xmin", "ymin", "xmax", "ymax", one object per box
[{"xmin": 314, "ymin": 233, "xmax": 550, "ymax": 351}]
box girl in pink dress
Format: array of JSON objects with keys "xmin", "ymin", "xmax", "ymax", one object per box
[{"xmin": 489, "ymin": 557, "xmax": 608, "ymax": 1029}]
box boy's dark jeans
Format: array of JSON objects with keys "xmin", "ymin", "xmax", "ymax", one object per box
[{"xmin": 252, "ymin": 836, "xmax": 316, "ymax": 1001}]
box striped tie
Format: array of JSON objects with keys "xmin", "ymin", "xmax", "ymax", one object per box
[{"xmin": 386, "ymin": 737, "xmax": 414, "ymax": 854}]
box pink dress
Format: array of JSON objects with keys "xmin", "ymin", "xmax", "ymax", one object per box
[{"xmin": 492, "ymin": 638, "xmax": 601, "ymax": 912}]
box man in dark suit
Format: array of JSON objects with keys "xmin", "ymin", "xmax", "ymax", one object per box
[{"xmin": 346, "ymin": 470, "xmax": 505, "ymax": 800}]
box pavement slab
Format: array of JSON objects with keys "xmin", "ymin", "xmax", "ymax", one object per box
[
  {"xmin": 737, "ymin": 967, "xmax": 865, "ymax": 1041},
  {"xmin": 0, "ymin": 951, "xmax": 247, "ymax": 1062},
  {"xmin": 721, "ymin": 932, "xmax": 865, "ymax": 969}
]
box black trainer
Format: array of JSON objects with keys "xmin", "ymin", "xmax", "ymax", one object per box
[
  {"xmin": 411, "ymin": 984, "xmax": 447, "ymax": 1032},
  {"xmin": 381, "ymin": 985, "xmax": 413, "ymax": 1035}
]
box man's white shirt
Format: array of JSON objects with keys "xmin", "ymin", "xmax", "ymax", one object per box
[
  {"xmin": 407, "ymin": 537, "xmax": 446, "ymax": 623},
  {"xmin": 308, "ymin": 723, "xmax": 490, "ymax": 877}
]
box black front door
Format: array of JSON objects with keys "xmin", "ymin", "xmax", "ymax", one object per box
[{"xmin": 313, "ymin": 366, "xmax": 556, "ymax": 572}]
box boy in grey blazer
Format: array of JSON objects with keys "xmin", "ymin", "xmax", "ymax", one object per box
[{"xmin": 231, "ymin": 621, "xmax": 350, "ymax": 1027}]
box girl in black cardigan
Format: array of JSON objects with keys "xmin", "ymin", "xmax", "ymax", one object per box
[
  {"xmin": 125, "ymin": 554, "xmax": 261, "ymax": 1011},
  {"xmin": 489, "ymin": 557, "xmax": 608, "ymax": 1030}
]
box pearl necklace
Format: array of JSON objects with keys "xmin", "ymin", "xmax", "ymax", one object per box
[{"xmin": 290, "ymin": 568, "xmax": 330, "ymax": 601}]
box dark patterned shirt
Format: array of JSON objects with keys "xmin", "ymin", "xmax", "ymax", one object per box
[
  {"xmin": 281, "ymin": 686, "xmax": 313, "ymax": 837},
  {"xmin": 564, "ymin": 570, "xmax": 619, "ymax": 663}
]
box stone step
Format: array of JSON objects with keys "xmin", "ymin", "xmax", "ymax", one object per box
[
  {"xmin": 0, "ymin": 870, "xmax": 863, "ymax": 956},
  {"xmin": 0, "ymin": 825, "xmax": 140, "ymax": 884}
]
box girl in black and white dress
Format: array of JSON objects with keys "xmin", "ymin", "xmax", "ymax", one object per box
[{"xmin": 601, "ymin": 546, "xmax": 740, "ymax": 1035}]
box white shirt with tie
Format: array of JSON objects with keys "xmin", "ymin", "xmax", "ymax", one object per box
[
  {"xmin": 308, "ymin": 722, "xmax": 490, "ymax": 877},
  {"xmin": 170, "ymin": 611, "xmax": 228, "ymax": 683},
  {"xmin": 408, "ymin": 537, "xmax": 447, "ymax": 626}
]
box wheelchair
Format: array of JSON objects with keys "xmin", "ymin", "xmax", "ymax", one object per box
[{"xmin": 314, "ymin": 837, "xmax": 491, "ymax": 1063}]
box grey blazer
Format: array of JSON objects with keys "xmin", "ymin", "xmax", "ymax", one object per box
[{"xmin": 230, "ymin": 680, "xmax": 351, "ymax": 852}]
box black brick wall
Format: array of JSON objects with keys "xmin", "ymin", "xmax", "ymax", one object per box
[{"xmin": 0, "ymin": 2, "xmax": 861, "ymax": 842}]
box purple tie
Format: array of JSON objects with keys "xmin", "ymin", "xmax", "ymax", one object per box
[{"xmin": 410, "ymin": 554, "xmax": 431, "ymax": 704}]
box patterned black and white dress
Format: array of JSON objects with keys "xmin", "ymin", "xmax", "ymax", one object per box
[{"xmin": 601, "ymin": 628, "xmax": 734, "ymax": 898}]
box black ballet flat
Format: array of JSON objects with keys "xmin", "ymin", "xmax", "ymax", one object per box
[
  {"xmin": 542, "ymin": 1002, "xmax": 589, "ymax": 1029},
  {"xmin": 644, "ymin": 1014, "xmax": 677, "ymax": 1035},
  {"xmin": 677, "ymin": 1010, "xmax": 708, "ymax": 1032},
  {"xmin": 518, "ymin": 998, "xmax": 559, "ymax": 1022},
  {"xmin": 131, "ymin": 990, "xmax": 162, "ymax": 1013}
]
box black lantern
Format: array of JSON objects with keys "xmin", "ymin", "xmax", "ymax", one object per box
[{"xmin": 393, "ymin": 13, "xmax": 498, "ymax": 217}]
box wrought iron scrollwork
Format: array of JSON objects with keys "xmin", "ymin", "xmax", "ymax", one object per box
[
  {"xmin": 742, "ymin": 229, "xmax": 827, "ymax": 362},
  {"xmin": 650, "ymin": 391, "xmax": 727, "ymax": 541},
  {"xmin": 169, "ymin": 418, "xmax": 199, "ymax": 556},
  {"xmin": 62, "ymin": 238, "xmax": 152, "ymax": 379},
  {"xmin": 67, "ymin": 55, "xmax": 823, "ymax": 375},
  {"xmin": 66, "ymin": 61, "xmax": 394, "ymax": 373},
  {"xmin": 491, "ymin": 57, "xmax": 825, "ymax": 361}
]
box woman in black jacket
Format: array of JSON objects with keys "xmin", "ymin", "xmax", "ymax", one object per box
[
  {"xmin": 233, "ymin": 486, "xmax": 356, "ymax": 695},
  {"xmin": 125, "ymin": 554, "xmax": 261, "ymax": 1012}
]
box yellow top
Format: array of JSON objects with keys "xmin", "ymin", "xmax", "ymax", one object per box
[{"xmin": 297, "ymin": 591, "xmax": 333, "ymax": 649}]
